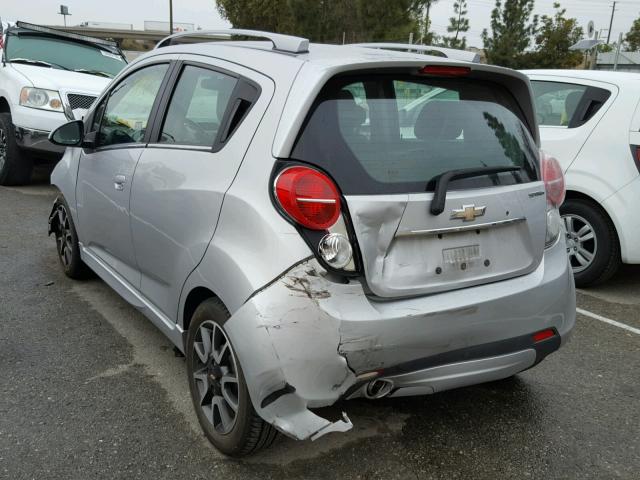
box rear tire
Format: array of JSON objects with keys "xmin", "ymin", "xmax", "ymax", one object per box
[
  {"xmin": 0, "ymin": 112, "xmax": 33, "ymax": 186},
  {"xmin": 186, "ymin": 298, "xmax": 278, "ymax": 457},
  {"xmin": 560, "ymin": 198, "xmax": 620, "ymax": 287}
]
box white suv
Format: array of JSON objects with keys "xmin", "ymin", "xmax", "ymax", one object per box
[
  {"xmin": 0, "ymin": 21, "xmax": 126, "ymax": 185},
  {"xmin": 525, "ymin": 70, "xmax": 640, "ymax": 286}
]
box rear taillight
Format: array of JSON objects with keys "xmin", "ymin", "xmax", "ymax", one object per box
[
  {"xmin": 541, "ymin": 151, "xmax": 566, "ymax": 207},
  {"xmin": 419, "ymin": 65, "xmax": 471, "ymax": 77},
  {"xmin": 632, "ymin": 145, "xmax": 640, "ymax": 173},
  {"xmin": 275, "ymin": 166, "xmax": 341, "ymax": 230}
]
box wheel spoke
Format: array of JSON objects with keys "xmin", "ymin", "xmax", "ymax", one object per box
[
  {"xmin": 575, "ymin": 252, "xmax": 590, "ymax": 266},
  {"xmin": 564, "ymin": 216, "xmax": 574, "ymax": 234},
  {"xmin": 576, "ymin": 224, "xmax": 591, "ymax": 238},
  {"xmin": 194, "ymin": 342, "xmax": 208, "ymax": 364},
  {"xmin": 193, "ymin": 371, "xmax": 210, "ymax": 405},
  {"xmin": 221, "ymin": 374, "xmax": 239, "ymax": 412},
  {"xmin": 578, "ymin": 232, "xmax": 594, "ymax": 242},
  {"xmin": 213, "ymin": 396, "xmax": 234, "ymax": 433},
  {"xmin": 199, "ymin": 325, "xmax": 213, "ymax": 358},
  {"xmin": 577, "ymin": 248, "xmax": 594, "ymax": 262},
  {"xmin": 212, "ymin": 341, "xmax": 229, "ymax": 365}
]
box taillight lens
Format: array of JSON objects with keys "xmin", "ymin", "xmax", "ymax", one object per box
[
  {"xmin": 541, "ymin": 151, "xmax": 566, "ymax": 207},
  {"xmin": 275, "ymin": 166, "xmax": 341, "ymax": 230},
  {"xmin": 632, "ymin": 145, "xmax": 640, "ymax": 173}
]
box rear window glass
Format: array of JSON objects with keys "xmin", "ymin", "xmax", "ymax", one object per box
[{"xmin": 291, "ymin": 74, "xmax": 539, "ymax": 195}]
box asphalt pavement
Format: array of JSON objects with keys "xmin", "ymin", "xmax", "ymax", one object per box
[{"xmin": 1, "ymin": 175, "xmax": 638, "ymax": 479}]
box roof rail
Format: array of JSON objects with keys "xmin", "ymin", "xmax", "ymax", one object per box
[
  {"xmin": 351, "ymin": 43, "xmax": 480, "ymax": 64},
  {"xmin": 155, "ymin": 28, "xmax": 309, "ymax": 54}
]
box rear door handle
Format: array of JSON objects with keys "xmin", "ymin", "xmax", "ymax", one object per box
[{"xmin": 114, "ymin": 174, "xmax": 126, "ymax": 191}]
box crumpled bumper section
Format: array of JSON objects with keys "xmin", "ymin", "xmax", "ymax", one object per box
[{"xmin": 224, "ymin": 246, "xmax": 574, "ymax": 441}]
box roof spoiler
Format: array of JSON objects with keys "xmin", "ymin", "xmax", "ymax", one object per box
[
  {"xmin": 351, "ymin": 43, "xmax": 481, "ymax": 64},
  {"xmin": 13, "ymin": 21, "xmax": 120, "ymax": 48},
  {"xmin": 155, "ymin": 28, "xmax": 309, "ymax": 54}
]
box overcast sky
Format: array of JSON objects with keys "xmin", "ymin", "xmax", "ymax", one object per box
[{"xmin": 2, "ymin": 0, "xmax": 638, "ymax": 49}]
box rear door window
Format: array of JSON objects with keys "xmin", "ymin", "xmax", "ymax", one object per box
[
  {"xmin": 292, "ymin": 74, "xmax": 539, "ymax": 195},
  {"xmin": 159, "ymin": 65, "xmax": 237, "ymax": 147},
  {"xmin": 531, "ymin": 80, "xmax": 611, "ymax": 128},
  {"xmin": 531, "ymin": 81, "xmax": 587, "ymax": 126}
]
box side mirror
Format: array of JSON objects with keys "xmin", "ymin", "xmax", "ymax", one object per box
[{"xmin": 48, "ymin": 120, "xmax": 84, "ymax": 147}]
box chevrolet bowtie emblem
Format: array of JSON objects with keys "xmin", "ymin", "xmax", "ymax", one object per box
[{"xmin": 451, "ymin": 204, "xmax": 486, "ymax": 221}]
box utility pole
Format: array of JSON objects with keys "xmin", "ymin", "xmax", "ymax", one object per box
[
  {"xmin": 607, "ymin": 1, "xmax": 616, "ymax": 44},
  {"xmin": 169, "ymin": 0, "xmax": 174, "ymax": 34}
]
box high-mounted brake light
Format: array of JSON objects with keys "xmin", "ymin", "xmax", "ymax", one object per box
[
  {"xmin": 533, "ymin": 329, "xmax": 556, "ymax": 343},
  {"xmin": 541, "ymin": 151, "xmax": 566, "ymax": 206},
  {"xmin": 419, "ymin": 65, "xmax": 471, "ymax": 77},
  {"xmin": 275, "ymin": 166, "xmax": 341, "ymax": 230}
]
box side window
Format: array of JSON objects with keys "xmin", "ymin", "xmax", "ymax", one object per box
[
  {"xmin": 531, "ymin": 81, "xmax": 587, "ymax": 127},
  {"xmin": 97, "ymin": 63, "xmax": 169, "ymax": 147},
  {"xmin": 159, "ymin": 65, "xmax": 237, "ymax": 147}
]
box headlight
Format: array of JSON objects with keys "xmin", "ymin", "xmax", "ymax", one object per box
[
  {"xmin": 545, "ymin": 204, "xmax": 562, "ymax": 248},
  {"xmin": 20, "ymin": 87, "xmax": 64, "ymax": 112}
]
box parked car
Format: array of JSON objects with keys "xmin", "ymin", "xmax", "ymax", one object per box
[
  {"xmin": 47, "ymin": 30, "xmax": 575, "ymax": 457},
  {"xmin": 0, "ymin": 21, "xmax": 127, "ymax": 185},
  {"xmin": 524, "ymin": 70, "xmax": 640, "ymax": 287}
]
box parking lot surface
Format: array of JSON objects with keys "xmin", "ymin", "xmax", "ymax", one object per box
[{"xmin": 1, "ymin": 178, "xmax": 638, "ymax": 479}]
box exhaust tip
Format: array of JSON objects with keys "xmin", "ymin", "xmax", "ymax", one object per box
[{"xmin": 364, "ymin": 378, "xmax": 394, "ymax": 399}]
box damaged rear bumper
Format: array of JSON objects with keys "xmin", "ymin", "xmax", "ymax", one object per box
[{"xmin": 223, "ymin": 241, "xmax": 575, "ymax": 441}]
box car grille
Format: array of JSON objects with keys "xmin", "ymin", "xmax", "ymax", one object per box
[{"xmin": 67, "ymin": 93, "xmax": 97, "ymax": 110}]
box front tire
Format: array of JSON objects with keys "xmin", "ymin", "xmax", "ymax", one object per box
[
  {"xmin": 52, "ymin": 197, "xmax": 90, "ymax": 279},
  {"xmin": 560, "ymin": 198, "xmax": 620, "ymax": 287},
  {"xmin": 0, "ymin": 112, "xmax": 33, "ymax": 186},
  {"xmin": 186, "ymin": 298, "xmax": 278, "ymax": 457}
]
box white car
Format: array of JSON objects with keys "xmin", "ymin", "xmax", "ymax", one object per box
[
  {"xmin": 524, "ymin": 70, "xmax": 640, "ymax": 287},
  {"xmin": 0, "ymin": 21, "xmax": 126, "ymax": 185}
]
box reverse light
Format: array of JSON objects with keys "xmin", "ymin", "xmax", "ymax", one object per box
[
  {"xmin": 419, "ymin": 65, "xmax": 471, "ymax": 77},
  {"xmin": 545, "ymin": 206, "xmax": 562, "ymax": 248},
  {"xmin": 275, "ymin": 166, "xmax": 341, "ymax": 230},
  {"xmin": 541, "ymin": 151, "xmax": 566, "ymax": 207},
  {"xmin": 20, "ymin": 87, "xmax": 64, "ymax": 112},
  {"xmin": 533, "ymin": 329, "xmax": 556, "ymax": 343},
  {"xmin": 319, "ymin": 233, "xmax": 353, "ymax": 269}
]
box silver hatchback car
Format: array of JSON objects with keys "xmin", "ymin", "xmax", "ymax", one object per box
[{"xmin": 48, "ymin": 30, "xmax": 576, "ymax": 456}]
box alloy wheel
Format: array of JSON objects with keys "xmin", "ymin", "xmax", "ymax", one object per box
[
  {"xmin": 563, "ymin": 213, "xmax": 597, "ymax": 274},
  {"xmin": 0, "ymin": 127, "xmax": 7, "ymax": 173},
  {"xmin": 55, "ymin": 204, "xmax": 74, "ymax": 268},
  {"xmin": 192, "ymin": 320, "xmax": 240, "ymax": 435}
]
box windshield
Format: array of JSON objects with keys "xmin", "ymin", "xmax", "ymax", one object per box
[
  {"xmin": 292, "ymin": 74, "xmax": 539, "ymax": 195},
  {"xmin": 5, "ymin": 33, "xmax": 126, "ymax": 78}
]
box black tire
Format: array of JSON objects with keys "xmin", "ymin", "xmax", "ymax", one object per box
[
  {"xmin": 560, "ymin": 198, "xmax": 621, "ymax": 287},
  {"xmin": 0, "ymin": 112, "xmax": 33, "ymax": 186},
  {"xmin": 186, "ymin": 298, "xmax": 278, "ymax": 457},
  {"xmin": 52, "ymin": 197, "xmax": 91, "ymax": 279}
]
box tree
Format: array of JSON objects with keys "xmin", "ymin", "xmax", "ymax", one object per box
[
  {"xmin": 481, "ymin": 0, "xmax": 538, "ymax": 68},
  {"xmin": 216, "ymin": 0, "xmax": 417, "ymax": 44},
  {"xmin": 626, "ymin": 17, "xmax": 640, "ymax": 51},
  {"xmin": 526, "ymin": 3, "xmax": 583, "ymax": 68},
  {"xmin": 411, "ymin": 0, "xmax": 439, "ymax": 45},
  {"xmin": 442, "ymin": 0, "xmax": 469, "ymax": 49}
]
